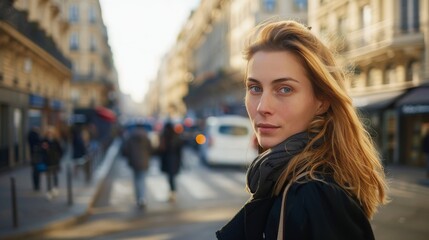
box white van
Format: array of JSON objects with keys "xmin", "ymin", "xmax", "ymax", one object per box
[{"xmin": 200, "ymin": 115, "xmax": 258, "ymax": 166}]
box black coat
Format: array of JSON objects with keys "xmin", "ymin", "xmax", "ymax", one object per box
[
  {"xmin": 159, "ymin": 131, "xmax": 183, "ymax": 175},
  {"xmin": 121, "ymin": 128, "xmax": 152, "ymax": 171},
  {"xmin": 72, "ymin": 128, "xmax": 87, "ymax": 159},
  {"xmin": 216, "ymin": 180, "xmax": 374, "ymax": 240},
  {"xmin": 40, "ymin": 138, "xmax": 63, "ymax": 167}
]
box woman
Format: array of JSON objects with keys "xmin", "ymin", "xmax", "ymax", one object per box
[
  {"xmin": 41, "ymin": 126, "xmax": 63, "ymax": 199},
  {"xmin": 159, "ymin": 122, "xmax": 183, "ymax": 202},
  {"xmin": 216, "ymin": 20, "xmax": 388, "ymax": 240}
]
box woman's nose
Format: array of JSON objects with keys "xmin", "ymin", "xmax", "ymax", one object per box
[{"xmin": 256, "ymin": 93, "xmax": 273, "ymax": 115}]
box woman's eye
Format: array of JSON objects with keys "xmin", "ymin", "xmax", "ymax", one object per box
[
  {"xmin": 248, "ymin": 85, "xmax": 262, "ymax": 93},
  {"xmin": 279, "ymin": 86, "xmax": 292, "ymax": 94}
]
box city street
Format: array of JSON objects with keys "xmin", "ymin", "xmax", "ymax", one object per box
[{"xmin": 36, "ymin": 148, "xmax": 429, "ymax": 240}]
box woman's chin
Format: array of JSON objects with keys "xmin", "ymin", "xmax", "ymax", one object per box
[{"xmin": 259, "ymin": 138, "xmax": 281, "ymax": 150}]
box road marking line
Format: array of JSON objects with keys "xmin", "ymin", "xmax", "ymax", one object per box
[
  {"xmin": 209, "ymin": 172, "xmax": 247, "ymax": 195},
  {"xmin": 178, "ymin": 173, "xmax": 217, "ymax": 199},
  {"xmin": 146, "ymin": 175, "xmax": 169, "ymax": 201},
  {"xmin": 110, "ymin": 179, "xmax": 133, "ymax": 205}
]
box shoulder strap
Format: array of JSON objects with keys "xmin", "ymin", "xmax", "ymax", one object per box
[
  {"xmin": 276, "ymin": 172, "xmax": 307, "ymax": 240},
  {"xmin": 276, "ymin": 185, "xmax": 288, "ymax": 240}
]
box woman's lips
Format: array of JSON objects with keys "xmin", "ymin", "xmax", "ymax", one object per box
[{"xmin": 257, "ymin": 123, "xmax": 279, "ymax": 134}]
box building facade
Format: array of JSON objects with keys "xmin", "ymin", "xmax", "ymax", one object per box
[
  {"xmin": 62, "ymin": 0, "xmax": 118, "ymax": 111},
  {"xmin": 308, "ymin": 0, "xmax": 429, "ymax": 166},
  {"xmin": 150, "ymin": 0, "xmax": 308, "ymax": 119},
  {"xmin": 0, "ymin": 0, "xmax": 71, "ymax": 169}
]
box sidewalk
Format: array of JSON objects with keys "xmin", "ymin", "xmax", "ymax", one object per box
[
  {"xmin": 0, "ymin": 138, "xmax": 121, "ymax": 240},
  {"xmin": 384, "ymin": 164, "xmax": 429, "ymax": 187}
]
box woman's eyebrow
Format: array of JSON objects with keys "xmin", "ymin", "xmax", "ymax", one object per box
[{"xmin": 246, "ymin": 77, "xmax": 299, "ymax": 84}]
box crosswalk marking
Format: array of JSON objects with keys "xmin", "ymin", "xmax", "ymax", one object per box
[
  {"xmin": 178, "ymin": 173, "xmax": 218, "ymax": 199},
  {"xmin": 146, "ymin": 175, "xmax": 170, "ymax": 201},
  {"xmin": 208, "ymin": 172, "xmax": 247, "ymax": 195},
  {"xmin": 110, "ymin": 179, "xmax": 133, "ymax": 205},
  {"xmin": 112, "ymin": 156, "xmax": 252, "ymax": 203}
]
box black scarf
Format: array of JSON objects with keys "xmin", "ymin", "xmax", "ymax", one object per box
[
  {"xmin": 216, "ymin": 131, "xmax": 318, "ymax": 240},
  {"xmin": 246, "ymin": 131, "xmax": 316, "ymax": 200}
]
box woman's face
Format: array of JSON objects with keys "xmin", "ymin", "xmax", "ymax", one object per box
[{"xmin": 245, "ymin": 51, "xmax": 325, "ymax": 149}]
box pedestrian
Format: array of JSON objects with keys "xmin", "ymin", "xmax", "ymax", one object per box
[
  {"xmin": 421, "ymin": 130, "xmax": 429, "ymax": 178},
  {"xmin": 159, "ymin": 122, "xmax": 183, "ymax": 202},
  {"xmin": 121, "ymin": 123, "xmax": 153, "ymax": 209},
  {"xmin": 40, "ymin": 126, "xmax": 63, "ymax": 199},
  {"xmin": 71, "ymin": 125, "xmax": 88, "ymax": 176},
  {"xmin": 27, "ymin": 126, "xmax": 42, "ymax": 192},
  {"xmin": 216, "ymin": 20, "xmax": 388, "ymax": 240}
]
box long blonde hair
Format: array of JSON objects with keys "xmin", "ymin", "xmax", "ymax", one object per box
[{"xmin": 244, "ymin": 20, "xmax": 388, "ymax": 218}]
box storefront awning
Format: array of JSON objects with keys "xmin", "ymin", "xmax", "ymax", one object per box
[
  {"xmin": 395, "ymin": 86, "xmax": 429, "ymax": 106},
  {"xmin": 95, "ymin": 106, "xmax": 116, "ymax": 122},
  {"xmin": 395, "ymin": 85, "xmax": 429, "ymax": 114},
  {"xmin": 353, "ymin": 90, "xmax": 405, "ymax": 112}
]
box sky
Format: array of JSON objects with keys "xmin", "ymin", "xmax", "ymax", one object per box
[{"xmin": 99, "ymin": 0, "xmax": 201, "ymax": 102}]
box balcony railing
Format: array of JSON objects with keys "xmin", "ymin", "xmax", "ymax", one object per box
[
  {"xmin": 346, "ymin": 20, "xmax": 424, "ymax": 57},
  {"xmin": 0, "ymin": 2, "xmax": 72, "ymax": 69},
  {"xmin": 347, "ymin": 20, "xmax": 394, "ymax": 52},
  {"xmin": 72, "ymin": 73, "xmax": 113, "ymax": 85}
]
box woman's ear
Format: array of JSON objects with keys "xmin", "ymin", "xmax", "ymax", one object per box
[{"xmin": 316, "ymin": 99, "xmax": 330, "ymax": 115}]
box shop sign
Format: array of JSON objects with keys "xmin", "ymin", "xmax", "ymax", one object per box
[
  {"xmin": 401, "ymin": 104, "xmax": 429, "ymax": 114},
  {"xmin": 29, "ymin": 94, "xmax": 45, "ymax": 108},
  {"xmin": 50, "ymin": 100, "xmax": 62, "ymax": 110}
]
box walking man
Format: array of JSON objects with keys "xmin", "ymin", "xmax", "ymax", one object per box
[{"xmin": 121, "ymin": 124, "xmax": 153, "ymax": 209}]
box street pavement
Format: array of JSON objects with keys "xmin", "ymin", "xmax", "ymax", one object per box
[
  {"xmin": 0, "ymin": 138, "xmax": 121, "ymax": 240},
  {"xmin": 0, "ymin": 139, "xmax": 428, "ymax": 240}
]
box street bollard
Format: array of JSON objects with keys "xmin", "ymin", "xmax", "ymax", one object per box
[
  {"xmin": 10, "ymin": 177, "xmax": 18, "ymax": 228},
  {"xmin": 67, "ymin": 163, "xmax": 73, "ymax": 206}
]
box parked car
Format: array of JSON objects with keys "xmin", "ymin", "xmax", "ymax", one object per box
[{"xmin": 199, "ymin": 115, "xmax": 258, "ymax": 166}]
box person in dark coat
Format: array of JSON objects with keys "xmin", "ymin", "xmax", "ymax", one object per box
[
  {"xmin": 216, "ymin": 20, "xmax": 388, "ymax": 240},
  {"xmin": 121, "ymin": 124, "xmax": 153, "ymax": 208},
  {"xmin": 71, "ymin": 125, "xmax": 88, "ymax": 175},
  {"xmin": 40, "ymin": 126, "xmax": 63, "ymax": 199},
  {"xmin": 28, "ymin": 126, "xmax": 42, "ymax": 191},
  {"xmin": 159, "ymin": 122, "xmax": 183, "ymax": 202}
]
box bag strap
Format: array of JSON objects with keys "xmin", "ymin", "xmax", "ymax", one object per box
[
  {"xmin": 276, "ymin": 185, "xmax": 288, "ymax": 240},
  {"xmin": 277, "ymin": 173, "xmax": 307, "ymax": 239}
]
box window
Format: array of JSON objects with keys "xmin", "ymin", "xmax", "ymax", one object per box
[
  {"xmin": 384, "ymin": 64, "xmax": 397, "ymax": 84},
  {"xmin": 406, "ymin": 60, "xmax": 420, "ymax": 82},
  {"xmin": 89, "ymin": 6, "xmax": 97, "ymax": 23},
  {"xmin": 69, "ymin": 5, "xmax": 79, "ymax": 23},
  {"xmin": 218, "ymin": 125, "xmax": 248, "ymax": 136},
  {"xmin": 90, "ymin": 35, "xmax": 97, "ymax": 51},
  {"xmin": 89, "ymin": 63, "xmax": 95, "ymax": 76},
  {"xmin": 70, "ymin": 32, "xmax": 79, "ymax": 50},
  {"xmin": 293, "ymin": 0, "xmax": 307, "ymax": 11},
  {"xmin": 263, "ymin": 0, "xmax": 276, "ymax": 12},
  {"xmin": 361, "ymin": 4, "xmax": 372, "ymax": 44},
  {"xmin": 71, "ymin": 89, "xmax": 79, "ymax": 105},
  {"xmin": 401, "ymin": 0, "xmax": 419, "ymax": 32}
]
